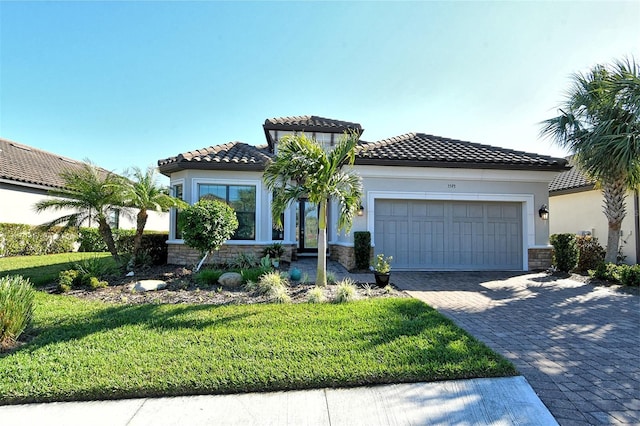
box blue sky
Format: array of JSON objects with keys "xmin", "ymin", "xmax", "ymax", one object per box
[{"xmin": 1, "ymin": 1, "xmax": 639, "ymax": 180}]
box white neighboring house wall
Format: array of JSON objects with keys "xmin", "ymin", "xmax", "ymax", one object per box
[
  {"xmin": 0, "ymin": 181, "xmax": 168, "ymax": 231},
  {"xmin": 549, "ymin": 189, "xmax": 639, "ymax": 265}
]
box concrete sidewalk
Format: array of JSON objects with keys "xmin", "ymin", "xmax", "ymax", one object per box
[{"xmin": 0, "ymin": 376, "xmax": 556, "ymax": 425}]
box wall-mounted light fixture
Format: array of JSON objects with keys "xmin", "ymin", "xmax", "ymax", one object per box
[
  {"xmin": 538, "ymin": 204, "xmax": 549, "ymax": 220},
  {"xmin": 357, "ymin": 204, "xmax": 365, "ymax": 216}
]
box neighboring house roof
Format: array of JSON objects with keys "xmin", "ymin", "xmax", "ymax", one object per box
[
  {"xmin": 157, "ymin": 141, "xmax": 273, "ymax": 175},
  {"xmin": 355, "ymin": 133, "xmax": 568, "ymax": 171},
  {"xmin": 158, "ymin": 116, "xmax": 569, "ymax": 174},
  {"xmin": 0, "ymin": 138, "xmax": 88, "ymax": 190},
  {"xmin": 549, "ymin": 164, "xmax": 595, "ymax": 195}
]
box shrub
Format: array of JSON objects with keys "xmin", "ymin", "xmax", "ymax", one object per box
[
  {"xmin": 588, "ymin": 262, "xmax": 640, "ymax": 286},
  {"xmin": 263, "ymin": 243, "xmax": 285, "ymax": 259},
  {"xmin": 354, "ymin": 231, "xmax": 371, "ymax": 270},
  {"xmin": 179, "ymin": 200, "xmax": 239, "ymax": 258},
  {"xmin": 335, "ymin": 278, "xmax": 357, "ymax": 303},
  {"xmin": 58, "ymin": 269, "xmax": 80, "ymax": 292},
  {"xmin": 271, "ymin": 285, "xmax": 291, "ymax": 304},
  {"xmin": 0, "ymin": 223, "xmax": 77, "ymax": 257},
  {"xmin": 231, "ymin": 252, "xmax": 259, "ymax": 269},
  {"xmin": 88, "ymin": 276, "xmax": 108, "ymax": 290},
  {"xmin": 576, "ymin": 236, "xmax": 605, "ymax": 273},
  {"xmin": 307, "ymin": 286, "xmax": 326, "ymax": 303},
  {"xmin": 74, "ymin": 255, "xmax": 118, "ymax": 279},
  {"xmin": 549, "ymin": 233, "xmax": 578, "ymax": 272},
  {"xmin": 240, "ymin": 267, "xmax": 271, "ymax": 284},
  {"xmin": 137, "ymin": 233, "xmax": 169, "ymax": 265},
  {"xmin": 619, "ymin": 264, "xmax": 640, "ymax": 287},
  {"xmin": 195, "ymin": 269, "xmax": 224, "ymax": 287},
  {"xmin": 0, "ymin": 275, "xmax": 35, "ymax": 350},
  {"xmin": 253, "ymin": 271, "xmax": 288, "ymax": 298},
  {"xmin": 325, "ymin": 272, "xmax": 337, "ymax": 286}
]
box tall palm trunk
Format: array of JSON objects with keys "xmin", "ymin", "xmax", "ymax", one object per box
[
  {"xmin": 98, "ymin": 217, "xmax": 119, "ymax": 261},
  {"xmin": 603, "ymin": 179, "xmax": 627, "ymax": 263},
  {"xmin": 316, "ymin": 200, "xmax": 328, "ymax": 287},
  {"xmin": 134, "ymin": 209, "xmax": 148, "ymax": 256}
]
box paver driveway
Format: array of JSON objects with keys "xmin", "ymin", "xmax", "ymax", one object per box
[{"xmin": 395, "ymin": 272, "xmax": 639, "ymax": 426}]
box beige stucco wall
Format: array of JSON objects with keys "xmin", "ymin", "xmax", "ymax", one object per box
[
  {"xmin": 0, "ymin": 182, "xmax": 168, "ymax": 231},
  {"xmin": 331, "ymin": 166, "xmax": 559, "ymax": 247},
  {"xmin": 167, "ymin": 165, "xmax": 563, "ymax": 270},
  {"xmin": 168, "ymin": 169, "xmax": 293, "ymax": 244},
  {"xmin": 549, "ymin": 189, "xmax": 638, "ymax": 264}
]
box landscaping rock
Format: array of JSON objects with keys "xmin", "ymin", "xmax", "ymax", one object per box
[
  {"xmin": 218, "ymin": 272, "xmax": 243, "ymax": 288},
  {"xmin": 133, "ymin": 280, "xmax": 167, "ymax": 292}
]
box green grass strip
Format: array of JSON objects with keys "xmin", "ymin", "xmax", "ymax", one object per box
[
  {"xmin": 0, "ymin": 294, "xmax": 517, "ymax": 404},
  {"xmin": 0, "ymin": 253, "xmax": 113, "ymax": 286}
]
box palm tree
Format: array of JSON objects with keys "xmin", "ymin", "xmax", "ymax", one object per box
[
  {"xmin": 263, "ymin": 131, "xmax": 363, "ymax": 286},
  {"xmin": 35, "ymin": 161, "xmax": 125, "ymax": 260},
  {"xmin": 121, "ymin": 166, "xmax": 187, "ymax": 257},
  {"xmin": 541, "ymin": 58, "xmax": 640, "ymax": 262}
]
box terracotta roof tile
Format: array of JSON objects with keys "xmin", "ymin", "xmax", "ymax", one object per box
[
  {"xmin": 356, "ymin": 133, "xmax": 568, "ymax": 170},
  {"xmin": 158, "ymin": 142, "xmax": 272, "ymax": 174},
  {"xmin": 0, "ymin": 138, "xmax": 98, "ymax": 189}
]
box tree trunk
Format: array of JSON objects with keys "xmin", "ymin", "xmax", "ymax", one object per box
[
  {"xmin": 602, "ymin": 180, "xmax": 627, "ymax": 263},
  {"xmin": 134, "ymin": 209, "xmax": 148, "ymax": 256},
  {"xmin": 98, "ymin": 217, "xmax": 119, "ymax": 261},
  {"xmin": 316, "ymin": 200, "xmax": 327, "ymax": 287}
]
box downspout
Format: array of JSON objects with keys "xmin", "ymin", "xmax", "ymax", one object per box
[{"xmin": 635, "ymin": 188, "xmax": 639, "ymax": 264}]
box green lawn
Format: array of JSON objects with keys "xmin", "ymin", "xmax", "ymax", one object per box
[
  {"xmin": 0, "ymin": 252, "xmax": 113, "ymax": 286},
  {"xmin": 0, "ymin": 293, "xmax": 517, "ymax": 404}
]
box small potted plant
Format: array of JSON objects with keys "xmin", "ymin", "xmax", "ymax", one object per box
[{"xmin": 371, "ymin": 254, "xmax": 392, "ymax": 287}]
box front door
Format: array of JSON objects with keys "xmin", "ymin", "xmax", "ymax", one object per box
[{"xmin": 296, "ymin": 200, "xmax": 318, "ymax": 253}]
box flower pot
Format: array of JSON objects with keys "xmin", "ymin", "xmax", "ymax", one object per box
[{"xmin": 374, "ymin": 272, "xmax": 390, "ymax": 287}]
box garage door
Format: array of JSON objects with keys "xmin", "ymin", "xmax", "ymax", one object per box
[{"xmin": 374, "ymin": 200, "xmax": 522, "ymax": 270}]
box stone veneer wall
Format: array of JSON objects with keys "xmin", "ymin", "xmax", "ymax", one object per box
[
  {"xmin": 528, "ymin": 247, "xmax": 553, "ymax": 271},
  {"xmin": 329, "ymin": 244, "xmax": 355, "ymax": 270},
  {"xmin": 168, "ymin": 242, "xmax": 295, "ymax": 266}
]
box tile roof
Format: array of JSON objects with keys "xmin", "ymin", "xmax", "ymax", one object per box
[
  {"xmin": 355, "ymin": 133, "xmax": 568, "ymax": 170},
  {"xmin": 0, "ymin": 138, "xmax": 95, "ymax": 190},
  {"xmin": 549, "ymin": 163, "xmax": 595, "ymax": 194},
  {"xmin": 157, "ymin": 142, "xmax": 272, "ymax": 175},
  {"xmin": 263, "ymin": 115, "xmax": 363, "ymax": 132},
  {"xmin": 263, "ymin": 115, "xmax": 362, "ymax": 132}
]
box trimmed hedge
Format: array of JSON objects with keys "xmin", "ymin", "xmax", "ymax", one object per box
[
  {"xmin": 549, "ymin": 233, "xmax": 578, "ymax": 273},
  {"xmin": 78, "ymin": 228, "xmax": 135, "ymax": 252},
  {"xmin": 354, "ymin": 231, "xmax": 371, "ymax": 270},
  {"xmin": 78, "ymin": 228, "xmax": 168, "ymax": 265},
  {"xmin": 0, "ymin": 223, "xmax": 77, "ymax": 257}
]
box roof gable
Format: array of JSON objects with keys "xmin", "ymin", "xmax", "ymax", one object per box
[
  {"xmin": 158, "ymin": 142, "xmax": 272, "ymax": 175},
  {"xmin": 0, "ymin": 138, "xmax": 93, "ymax": 190},
  {"xmin": 355, "ymin": 133, "xmax": 568, "ymax": 171}
]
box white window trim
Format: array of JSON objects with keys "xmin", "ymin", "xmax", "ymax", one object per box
[
  {"xmin": 192, "ymin": 178, "xmax": 262, "ymax": 242},
  {"xmin": 168, "ymin": 178, "xmax": 185, "ymax": 242},
  {"xmin": 266, "ymin": 192, "xmax": 297, "ymax": 245},
  {"xmin": 366, "ymin": 191, "xmax": 535, "ymax": 271}
]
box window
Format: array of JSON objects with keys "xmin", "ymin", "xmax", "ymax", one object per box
[
  {"xmin": 107, "ymin": 210, "xmax": 120, "ymax": 229},
  {"xmin": 172, "ymin": 183, "xmax": 183, "ymax": 239},
  {"xmin": 199, "ymin": 184, "xmax": 256, "ymax": 240}
]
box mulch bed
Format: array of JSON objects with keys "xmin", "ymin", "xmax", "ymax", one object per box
[{"xmin": 43, "ymin": 265, "xmax": 409, "ymax": 305}]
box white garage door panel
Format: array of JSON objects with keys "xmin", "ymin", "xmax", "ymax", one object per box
[{"xmin": 374, "ymin": 200, "xmax": 522, "ymax": 270}]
